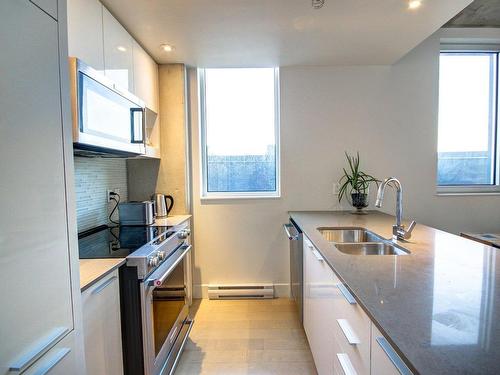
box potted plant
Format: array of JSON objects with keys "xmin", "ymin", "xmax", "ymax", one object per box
[{"xmin": 338, "ymin": 152, "xmax": 379, "ymax": 214}]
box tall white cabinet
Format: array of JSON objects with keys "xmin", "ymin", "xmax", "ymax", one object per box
[{"xmin": 0, "ymin": 0, "xmax": 84, "ymax": 373}]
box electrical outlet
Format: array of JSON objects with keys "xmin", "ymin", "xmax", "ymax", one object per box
[{"xmin": 107, "ymin": 188, "xmax": 120, "ymax": 202}]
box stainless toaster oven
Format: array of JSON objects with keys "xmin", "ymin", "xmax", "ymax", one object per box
[{"xmin": 119, "ymin": 201, "xmax": 155, "ymax": 226}]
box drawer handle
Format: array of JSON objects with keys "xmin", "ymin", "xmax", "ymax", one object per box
[
  {"xmin": 337, "ymin": 353, "xmax": 358, "ymax": 375},
  {"xmin": 337, "ymin": 283, "xmax": 356, "ymax": 304},
  {"xmin": 91, "ymin": 276, "xmax": 117, "ymax": 295},
  {"xmin": 9, "ymin": 327, "xmax": 69, "ymax": 372},
  {"xmin": 337, "ymin": 319, "xmax": 361, "ymax": 345},
  {"xmin": 35, "ymin": 348, "xmax": 71, "ymax": 375},
  {"xmin": 312, "ymin": 249, "xmax": 324, "ymax": 261},
  {"xmin": 376, "ymin": 337, "xmax": 412, "ymax": 375}
]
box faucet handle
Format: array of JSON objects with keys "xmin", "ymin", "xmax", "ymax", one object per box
[
  {"xmin": 393, "ymin": 220, "xmax": 417, "ymax": 240},
  {"xmin": 406, "ymin": 220, "xmax": 416, "ymax": 235},
  {"xmin": 402, "ymin": 220, "xmax": 416, "ymax": 240}
]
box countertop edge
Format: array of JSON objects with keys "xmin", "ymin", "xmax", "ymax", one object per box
[{"xmin": 80, "ymin": 258, "xmax": 126, "ymax": 292}]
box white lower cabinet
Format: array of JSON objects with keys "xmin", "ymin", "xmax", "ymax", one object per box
[
  {"xmin": 303, "ymin": 236, "xmax": 410, "ymax": 375},
  {"xmin": 82, "ymin": 270, "xmax": 124, "ymax": 375},
  {"xmin": 303, "ymin": 236, "xmax": 338, "ymax": 375}
]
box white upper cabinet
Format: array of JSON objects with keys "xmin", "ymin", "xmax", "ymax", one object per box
[
  {"xmin": 133, "ymin": 41, "xmax": 159, "ymax": 112},
  {"xmin": 133, "ymin": 41, "xmax": 161, "ymax": 157},
  {"xmin": 67, "ymin": 0, "xmax": 104, "ymax": 71},
  {"xmin": 103, "ymin": 7, "xmax": 134, "ymax": 92}
]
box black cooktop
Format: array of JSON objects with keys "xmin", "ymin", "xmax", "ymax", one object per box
[{"xmin": 78, "ymin": 225, "xmax": 172, "ymax": 259}]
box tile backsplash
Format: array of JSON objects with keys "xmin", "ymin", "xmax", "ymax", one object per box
[{"xmin": 74, "ymin": 157, "xmax": 128, "ymax": 232}]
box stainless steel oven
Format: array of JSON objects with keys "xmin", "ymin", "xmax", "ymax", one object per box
[
  {"xmin": 120, "ymin": 226, "xmax": 193, "ymax": 375},
  {"xmin": 141, "ymin": 243, "xmax": 192, "ymax": 375}
]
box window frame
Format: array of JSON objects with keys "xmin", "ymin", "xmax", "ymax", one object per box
[
  {"xmin": 198, "ymin": 67, "xmax": 281, "ymax": 199},
  {"xmin": 437, "ymin": 44, "xmax": 500, "ymax": 195}
]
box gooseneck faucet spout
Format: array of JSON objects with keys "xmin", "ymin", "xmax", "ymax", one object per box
[{"xmin": 375, "ymin": 177, "xmax": 416, "ymax": 241}]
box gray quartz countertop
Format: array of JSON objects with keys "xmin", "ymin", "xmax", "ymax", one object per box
[{"xmin": 289, "ymin": 211, "xmax": 500, "ymax": 375}]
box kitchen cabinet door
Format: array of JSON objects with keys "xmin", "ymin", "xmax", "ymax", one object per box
[
  {"xmin": 82, "ymin": 270, "xmax": 124, "ymax": 375},
  {"xmin": 303, "ymin": 236, "xmax": 337, "ymax": 375},
  {"xmin": 103, "ymin": 7, "xmax": 134, "ymax": 92},
  {"xmin": 0, "ymin": 1, "xmax": 75, "ymax": 372},
  {"xmin": 133, "ymin": 41, "xmax": 161, "ymax": 158},
  {"xmin": 67, "ymin": 0, "xmax": 104, "ymax": 71},
  {"xmin": 133, "ymin": 41, "xmax": 159, "ymax": 111}
]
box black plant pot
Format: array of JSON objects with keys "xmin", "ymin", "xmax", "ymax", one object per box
[{"xmin": 351, "ymin": 192, "xmax": 369, "ymax": 210}]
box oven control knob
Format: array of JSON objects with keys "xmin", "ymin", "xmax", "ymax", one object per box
[
  {"xmin": 177, "ymin": 229, "xmax": 190, "ymax": 239},
  {"xmin": 158, "ymin": 251, "xmax": 166, "ymax": 260},
  {"xmin": 148, "ymin": 256, "xmax": 159, "ymax": 267}
]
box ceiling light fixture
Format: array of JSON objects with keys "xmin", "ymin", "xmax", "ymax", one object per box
[
  {"xmin": 116, "ymin": 46, "xmax": 127, "ymax": 52},
  {"xmin": 408, "ymin": 0, "xmax": 422, "ymax": 10},
  {"xmin": 312, "ymin": 0, "xmax": 324, "ymax": 9},
  {"xmin": 160, "ymin": 44, "xmax": 174, "ymax": 52}
]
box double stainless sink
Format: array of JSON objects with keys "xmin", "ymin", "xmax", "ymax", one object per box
[{"xmin": 318, "ymin": 227, "xmax": 410, "ymax": 256}]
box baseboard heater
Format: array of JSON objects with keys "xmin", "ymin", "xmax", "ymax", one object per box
[{"xmin": 207, "ymin": 284, "xmax": 274, "ymax": 299}]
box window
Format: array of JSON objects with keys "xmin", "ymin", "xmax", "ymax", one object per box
[
  {"xmin": 437, "ymin": 49, "xmax": 500, "ymax": 193},
  {"xmin": 199, "ymin": 68, "xmax": 280, "ymax": 198}
]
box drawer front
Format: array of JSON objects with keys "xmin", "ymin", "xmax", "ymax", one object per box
[
  {"xmin": 303, "ymin": 236, "xmax": 338, "ymax": 375},
  {"xmin": 23, "ymin": 332, "xmax": 80, "ymax": 375},
  {"xmin": 333, "ymin": 286, "xmax": 370, "ymax": 375}
]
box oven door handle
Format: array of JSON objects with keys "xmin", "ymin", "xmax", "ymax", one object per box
[{"xmin": 147, "ymin": 244, "xmax": 192, "ymax": 287}]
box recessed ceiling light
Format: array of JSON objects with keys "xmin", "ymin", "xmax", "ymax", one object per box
[
  {"xmin": 160, "ymin": 44, "xmax": 175, "ymax": 52},
  {"xmin": 408, "ymin": 0, "xmax": 422, "ymax": 10},
  {"xmin": 117, "ymin": 46, "xmax": 127, "ymax": 52}
]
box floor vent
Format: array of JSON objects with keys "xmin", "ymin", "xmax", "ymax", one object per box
[{"xmin": 208, "ymin": 284, "xmax": 274, "ymax": 300}]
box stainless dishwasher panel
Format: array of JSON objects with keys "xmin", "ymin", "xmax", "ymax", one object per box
[{"xmin": 283, "ymin": 219, "xmax": 303, "ymax": 323}]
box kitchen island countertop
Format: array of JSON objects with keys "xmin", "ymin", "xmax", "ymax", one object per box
[{"xmin": 290, "ymin": 210, "xmax": 500, "ymax": 375}]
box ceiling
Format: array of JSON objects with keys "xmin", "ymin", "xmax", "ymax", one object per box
[
  {"xmin": 445, "ymin": 0, "xmax": 500, "ymax": 27},
  {"xmin": 101, "ymin": 0, "xmax": 472, "ymax": 67}
]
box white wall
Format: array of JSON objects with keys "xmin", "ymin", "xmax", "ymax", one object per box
[{"xmin": 189, "ymin": 29, "xmax": 500, "ymax": 297}]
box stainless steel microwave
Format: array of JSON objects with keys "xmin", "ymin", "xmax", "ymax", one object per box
[{"xmin": 68, "ymin": 57, "xmax": 145, "ymax": 156}]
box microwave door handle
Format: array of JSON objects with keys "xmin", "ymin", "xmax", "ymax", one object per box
[
  {"xmin": 130, "ymin": 108, "xmax": 144, "ymax": 144},
  {"xmin": 148, "ymin": 245, "xmax": 192, "ymax": 287}
]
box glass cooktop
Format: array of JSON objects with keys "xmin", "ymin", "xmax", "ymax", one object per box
[{"xmin": 78, "ymin": 225, "xmax": 172, "ymax": 259}]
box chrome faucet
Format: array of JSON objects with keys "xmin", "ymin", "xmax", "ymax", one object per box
[{"xmin": 375, "ymin": 177, "xmax": 416, "ymax": 241}]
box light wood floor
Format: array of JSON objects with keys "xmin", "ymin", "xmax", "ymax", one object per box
[{"xmin": 175, "ymin": 298, "xmax": 318, "ymax": 375}]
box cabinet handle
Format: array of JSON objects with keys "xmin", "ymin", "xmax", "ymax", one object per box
[
  {"xmin": 337, "ymin": 319, "xmax": 361, "ymax": 345},
  {"xmin": 376, "ymin": 337, "xmax": 412, "ymax": 375},
  {"xmin": 337, "ymin": 283, "xmax": 356, "ymax": 304},
  {"xmin": 283, "ymin": 223, "xmax": 299, "ymax": 240},
  {"xmin": 9, "ymin": 327, "xmax": 69, "ymax": 372},
  {"xmin": 337, "ymin": 353, "xmax": 358, "ymax": 375},
  {"xmin": 91, "ymin": 276, "xmax": 117, "ymax": 295},
  {"xmin": 34, "ymin": 348, "xmax": 71, "ymax": 375},
  {"xmin": 312, "ymin": 249, "xmax": 324, "ymax": 262}
]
